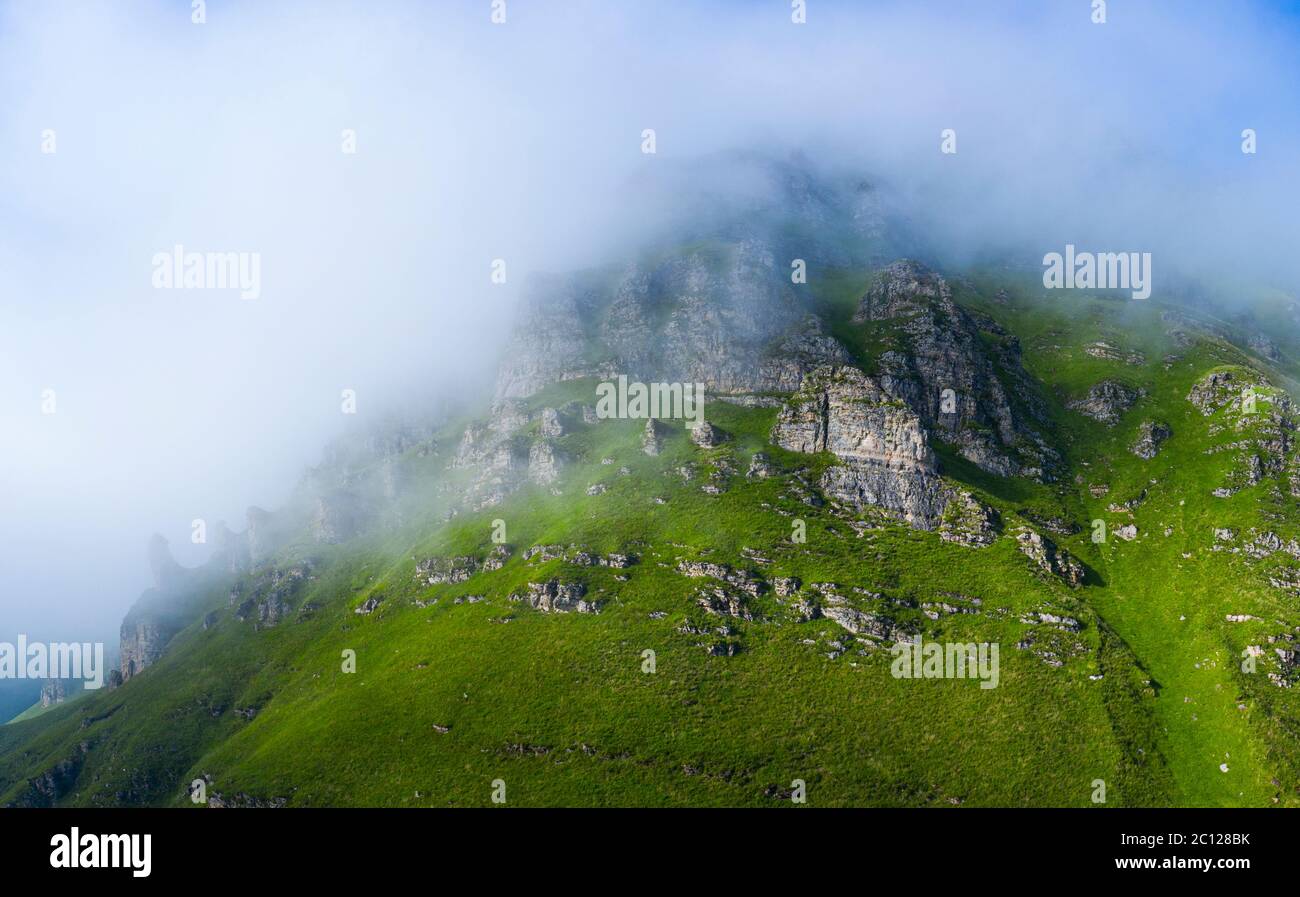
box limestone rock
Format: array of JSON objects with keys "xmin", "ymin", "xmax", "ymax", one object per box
[
  {"xmin": 310, "ymin": 491, "xmax": 364, "ymax": 544},
  {"xmin": 747, "ymin": 451, "xmax": 778, "ymax": 478},
  {"xmin": 773, "ymin": 366, "xmax": 950, "ymax": 529},
  {"xmin": 528, "ymin": 439, "xmax": 564, "ymax": 486},
  {"xmin": 1015, "ymin": 528, "xmax": 1084, "ymax": 587},
  {"xmin": 1131, "ymin": 420, "xmax": 1172, "ymax": 459},
  {"xmin": 642, "ymin": 418, "xmax": 666, "ymax": 456},
  {"xmin": 1068, "ymin": 379, "xmax": 1144, "ymax": 426},
  {"xmin": 939, "ymin": 492, "xmax": 999, "ymax": 548},
  {"xmin": 40, "ymin": 680, "xmax": 66, "ymax": 708},
  {"xmin": 690, "ymin": 421, "xmax": 727, "ymax": 448},
  {"xmin": 512, "ymin": 579, "xmax": 600, "ymax": 614},
  {"xmin": 119, "ymin": 620, "xmax": 168, "ymax": 681},
  {"xmin": 539, "ymin": 407, "xmax": 565, "ymax": 438},
  {"xmin": 1188, "ymin": 370, "xmax": 1247, "ymax": 416},
  {"xmin": 1084, "ymin": 341, "xmax": 1145, "ymax": 365},
  {"xmin": 147, "ymin": 534, "xmax": 183, "ymax": 591},
  {"xmin": 851, "ymin": 261, "xmax": 1054, "ymax": 478},
  {"xmin": 415, "ymin": 556, "xmax": 477, "ymax": 586}
]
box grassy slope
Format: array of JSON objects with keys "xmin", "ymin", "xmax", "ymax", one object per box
[
  {"xmin": 2, "ymin": 270, "xmax": 1296, "ymax": 807},
  {"xmin": 961, "ymin": 271, "xmax": 1300, "ymax": 806}
]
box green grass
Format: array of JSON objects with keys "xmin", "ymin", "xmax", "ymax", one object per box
[{"xmin": 2, "ymin": 268, "xmax": 1298, "ymax": 807}]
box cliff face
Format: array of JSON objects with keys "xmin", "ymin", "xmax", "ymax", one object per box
[
  {"xmin": 481, "ymin": 251, "xmax": 1053, "ymax": 540},
  {"xmin": 856, "ymin": 261, "xmax": 1057, "ymax": 479},
  {"xmin": 772, "ymin": 365, "xmax": 950, "ymax": 529},
  {"xmin": 119, "ymin": 534, "xmax": 219, "ymax": 682},
  {"xmin": 495, "ymin": 242, "xmax": 848, "ymax": 403},
  {"xmin": 39, "ymin": 680, "xmax": 65, "ymax": 708},
  {"xmin": 118, "ymin": 619, "xmax": 168, "ymax": 680}
]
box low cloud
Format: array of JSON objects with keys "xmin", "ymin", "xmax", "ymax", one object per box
[{"xmin": 1, "ymin": 0, "xmax": 1296, "ymax": 640}]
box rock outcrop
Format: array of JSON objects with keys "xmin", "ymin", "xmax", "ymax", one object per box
[
  {"xmin": 495, "ymin": 241, "xmax": 849, "ymax": 404},
  {"xmin": 1131, "ymin": 420, "xmax": 1172, "ymax": 459},
  {"xmin": 853, "ymin": 261, "xmax": 1055, "ymax": 479},
  {"xmin": 528, "ymin": 439, "xmax": 564, "ymax": 486},
  {"xmin": 939, "ymin": 492, "xmax": 1000, "ymax": 547},
  {"xmin": 231, "ymin": 563, "xmax": 313, "ymax": 627},
  {"xmin": 310, "ymin": 491, "xmax": 365, "ymax": 544},
  {"xmin": 689, "ymin": 421, "xmax": 727, "ymax": 448},
  {"xmin": 642, "ymin": 418, "xmax": 666, "ymax": 456},
  {"xmin": 120, "ymin": 535, "xmax": 212, "ymax": 682},
  {"xmin": 773, "ymin": 366, "xmax": 951, "ymax": 529},
  {"xmin": 512, "ymin": 580, "xmax": 600, "ymax": 614},
  {"xmin": 747, "ymin": 452, "xmax": 778, "ymax": 478},
  {"xmin": 119, "ymin": 618, "xmax": 168, "ymax": 681},
  {"xmin": 1068, "ymin": 379, "xmax": 1144, "ymax": 426},
  {"xmin": 211, "ymin": 521, "xmax": 250, "ymax": 574},
  {"xmin": 1196, "ymin": 378, "xmax": 1297, "ymax": 497},
  {"xmin": 246, "ymin": 506, "xmax": 295, "ymax": 565},
  {"xmin": 39, "ymin": 680, "xmax": 66, "ymax": 708},
  {"xmin": 1015, "ymin": 528, "xmax": 1085, "ymax": 587},
  {"xmin": 495, "ymin": 275, "xmax": 604, "ymax": 400},
  {"xmin": 538, "ymin": 407, "xmax": 565, "ymax": 438}
]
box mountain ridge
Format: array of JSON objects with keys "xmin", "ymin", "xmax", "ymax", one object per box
[{"xmin": 5, "ymin": 164, "xmax": 1300, "ymax": 807}]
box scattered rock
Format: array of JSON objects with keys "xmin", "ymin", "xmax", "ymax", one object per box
[
  {"xmin": 1131, "ymin": 420, "xmax": 1172, "ymax": 459},
  {"xmin": 1015, "ymin": 528, "xmax": 1085, "ymax": 587}
]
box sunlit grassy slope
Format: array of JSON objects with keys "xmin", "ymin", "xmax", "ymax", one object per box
[{"xmin": 3, "ymin": 270, "xmax": 1298, "ymax": 807}]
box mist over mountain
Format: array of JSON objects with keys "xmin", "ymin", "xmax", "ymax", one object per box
[{"xmin": 4, "ymin": 2, "xmax": 1300, "ymax": 823}]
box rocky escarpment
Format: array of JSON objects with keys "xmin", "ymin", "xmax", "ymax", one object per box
[
  {"xmin": 854, "ymin": 261, "xmax": 1057, "ymax": 479},
  {"xmin": 493, "ymin": 151, "xmax": 913, "ymax": 404},
  {"xmin": 1188, "ymin": 369, "xmax": 1299, "ymax": 498},
  {"xmin": 451, "ymin": 401, "xmax": 586, "ymax": 509},
  {"xmin": 147, "ymin": 533, "xmax": 183, "ymax": 592},
  {"xmin": 119, "ymin": 518, "xmax": 303, "ymax": 682},
  {"xmin": 495, "ymin": 274, "xmax": 608, "ymax": 400},
  {"xmin": 772, "ymin": 366, "xmax": 953, "ymax": 530},
  {"xmin": 119, "ymin": 535, "xmax": 193, "ymax": 681},
  {"xmin": 310, "ymin": 490, "xmax": 367, "ymax": 544},
  {"xmin": 496, "ymin": 240, "xmax": 850, "ymax": 404},
  {"xmin": 118, "ymin": 617, "xmax": 168, "ymax": 681}
]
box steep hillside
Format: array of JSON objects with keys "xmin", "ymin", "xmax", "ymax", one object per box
[{"xmin": 4, "ymin": 233, "xmax": 1300, "ymax": 807}]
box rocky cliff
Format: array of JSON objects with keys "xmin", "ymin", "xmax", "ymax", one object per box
[{"xmin": 855, "ymin": 260, "xmax": 1057, "ymax": 478}]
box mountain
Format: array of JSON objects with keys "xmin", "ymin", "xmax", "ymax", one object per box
[{"xmin": 4, "ymin": 161, "xmax": 1300, "ymax": 807}]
